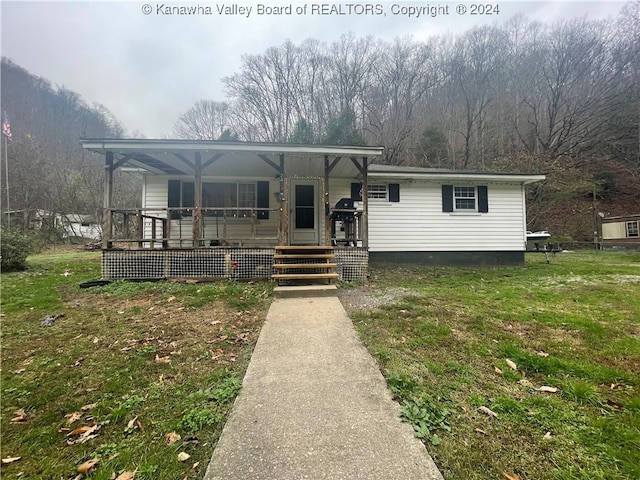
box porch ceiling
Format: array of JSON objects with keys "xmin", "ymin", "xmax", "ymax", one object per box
[{"xmin": 82, "ymin": 139, "xmax": 383, "ymax": 179}]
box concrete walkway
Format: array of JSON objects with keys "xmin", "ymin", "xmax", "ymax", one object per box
[{"xmin": 203, "ymin": 296, "xmax": 444, "ymax": 480}]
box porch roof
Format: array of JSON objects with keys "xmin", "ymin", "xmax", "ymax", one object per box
[{"xmin": 81, "ymin": 138, "xmax": 384, "ymax": 178}]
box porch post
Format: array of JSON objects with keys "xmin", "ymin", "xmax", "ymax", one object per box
[
  {"xmin": 362, "ymin": 157, "xmax": 369, "ymax": 249},
  {"xmin": 278, "ymin": 153, "xmax": 286, "ymax": 245},
  {"xmin": 192, "ymin": 152, "xmax": 202, "ymax": 248},
  {"xmin": 102, "ymin": 151, "xmax": 114, "ymax": 249},
  {"xmin": 324, "ymin": 155, "xmax": 331, "ymax": 246}
]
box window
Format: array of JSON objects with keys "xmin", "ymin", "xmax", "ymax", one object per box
[
  {"xmin": 366, "ymin": 183, "xmax": 400, "ymax": 202},
  {"xmin": 367, "ymin": 184, "xmax": 387, "ymax": 200},
  {"xmin": 442, "ymin": 185, "xmax": 488, "ymax": 213},
  {"xmin": 168, "ymin": 180, "xmax": 268, "ymax": 218},
  {"xmin": 627, "ymin": 221, "xmax": 639, "ymax": 238},
  {"xmin": 454, "ymin": 186, "xmax": 476, "ymax": 210}
]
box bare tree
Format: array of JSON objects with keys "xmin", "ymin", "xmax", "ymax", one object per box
[{"xmin": 173, "ymin": 99, "xmax": 232, "ymax": 140}]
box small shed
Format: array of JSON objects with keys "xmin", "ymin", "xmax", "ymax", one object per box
[{"xmin": 601, "ymin": 214, "xmax": 640, "ymax": 250}]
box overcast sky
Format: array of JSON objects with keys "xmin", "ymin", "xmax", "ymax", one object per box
[{"xmin": 1, "ymin": 1, "xmax": 627, "ymax": 138}]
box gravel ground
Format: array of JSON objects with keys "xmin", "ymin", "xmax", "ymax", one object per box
[{"xmin": 337, "ymin": 286, "xmax": 414, "ymax": 315}]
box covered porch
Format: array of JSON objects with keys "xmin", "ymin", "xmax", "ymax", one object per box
[{"xmin": 82, "ymin": 139, "xmax": 383, "ymax": 282}]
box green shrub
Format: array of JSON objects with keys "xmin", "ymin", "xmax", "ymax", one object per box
[{"xmin": 1, "ymin": 228, "xmax": 38, "ymax": 272}]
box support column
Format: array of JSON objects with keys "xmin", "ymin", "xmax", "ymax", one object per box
[
  {"xmin": 192, "ymin": 152, "xmax": 202, "ymax": 248},
  {"xmin": 324, "ymin": 155, "xmax": 331, "ymax": 246},
  {"xmin": 278, "ymin": 153, "xmax": 286, "ymax": 245},
  {"xmin": 102, "ymin": 151, "xmax": 114, "ymax": 249},
  {"xmin": 362, "ymin": 157, "xmax": 369, "ymax": 249}
]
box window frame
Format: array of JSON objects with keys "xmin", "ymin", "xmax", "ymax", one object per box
[
  {"xmin": 367, "ymin": 184, "xmax": 388, "ymax": 201},
  {"xmin": 626, "ymin": 221, "xmax": 639, "ymax": 238},
  {"xmin": 453, "ymin": 186, "xmax": 477, "ymax": 211}
]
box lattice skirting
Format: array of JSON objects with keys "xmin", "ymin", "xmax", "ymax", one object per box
[{"xmin": 102, "ymin": 248, "xmax": 368, "ymax": 281}]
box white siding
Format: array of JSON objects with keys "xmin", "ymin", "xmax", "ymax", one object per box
[
  {"xmin": 368, "ymin": 181, "xmax": 527, "ymax": 252},
  {"xmin": 602, "ymin": 222, "xmax": 626, "ymax": 240}
]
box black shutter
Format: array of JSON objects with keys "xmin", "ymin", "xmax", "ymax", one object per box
[
  {"xmin": 389, "ymin": 183, "xmax": 400, "ymax": 203},
  {"xmin": 168, "ymin": 180, "xmax": 181, "ymax": 207},
  {"xmin": 351, "ymin": 182, "xmax": 362, "ymax": 201},
  {"xmin": 182, "ymin": 182, "xmax": 195, "ymax": 210},
  {"xmin": 478, "ymin": 185, "xmax": 489, "ymax": 213},
  {"xmin": 168, "ymin": 180, "xmax": 181, "ymax": 219},
  {"xmin": 442, "ymin": 185, "xmax": 454, "ymax": 212},
  {"xmin": 257, "ymin": 181, "xmax": 269, "ymax": 219}
]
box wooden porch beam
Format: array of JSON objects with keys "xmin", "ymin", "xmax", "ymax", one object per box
[
  {"xmin": 102, "ymin": 151, "xmax": 114, "ymax": 249},
  {"xmin": 327, "ymin": 156, "xmax": 342, "ymax": 175},
  {"xmin": 278, "ymin": 153, "xmax": 286, "ymax": 245},
  {"xmin": 192, "ymin": 152, "xmax": 202, "ymax": 248},
  {"xmin": 203, "ymin": 153, "xmax": 225, "ymax": 170},
  {"xmin": 258, "ymin": 154, "xmax": 281, "ymax": 173},
  {"xmin": 350, "ymin": 157, "xmax": 365, "ymax": 176},
  {"xmin": 113, "ymin": 153, "xmax": 135, "ymax": 170},
  {"xmin": 362, "ymin": 157, "xmax": 369, "ymax": 249},
  {"xmin": 173, "ymin": 152, "xmax": 195, "ymax": 170},
  {"xmin": 324, "ymin": 155, "xmax": 331, "ymax": 246}
]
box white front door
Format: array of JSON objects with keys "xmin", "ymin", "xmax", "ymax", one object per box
[{"xmin": 290, "ymin": 179, "xmax": 319, "ymax": 245}]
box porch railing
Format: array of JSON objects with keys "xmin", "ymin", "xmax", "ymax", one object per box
[{"xmin": 103, "ymin": 207, "xmax": 279, "ymax": 249}]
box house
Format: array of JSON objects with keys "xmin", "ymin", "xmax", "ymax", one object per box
[
  {"xmin": 5, "ymin": 209, "xmax": 101, "ymax": 240},
  {"xmin": 81, "ymin": 139, "xmax": 544, "ymax": 283},
  {"xmin": 59, "ymin": 213, "xmax": 101, "ymax": 241},
  {"xmin": 601, "ymin": 214, "xmax": 640, "ymax": 250}
]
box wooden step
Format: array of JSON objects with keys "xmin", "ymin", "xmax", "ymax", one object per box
[
  {"xmin": 273, "ymin": 263, "xmax": 337, "ymax": 269},
  {"xmin": 276, "ymin": 245, "xmax": 334, "ymax": 251},
  {"xmin": 274, "ymin": 254, "xmax": 335, "ymax": 260},
  {"xmin": 272, "ymin": 273, "xmax": 339, "ymax": 280}
]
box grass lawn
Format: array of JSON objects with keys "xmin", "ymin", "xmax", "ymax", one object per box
[
  {"xmin": 346, "ymin": 251, "xmax": 640, "ymax": 480},
  {"xmin": 1, "ymin": 248, "xmax": 273, "ymax": 479},
  {"xmin": 3, "ymin": 249, "xmax": 639, "ymax": 480}
]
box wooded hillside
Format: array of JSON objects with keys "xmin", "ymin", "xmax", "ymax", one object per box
[
  {"xmin": 0, "ymin": 58, "xmax": 140, "ymax": 233},
  {"xmin": 2, "ymin": 2, "xmax": 639, "ymax": 241}
]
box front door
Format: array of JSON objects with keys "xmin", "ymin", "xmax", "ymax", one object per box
[{"xmin": 290, "ymin": 179, "xmax": 319, "ymax": 245}]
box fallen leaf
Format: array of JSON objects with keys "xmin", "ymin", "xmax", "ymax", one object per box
[
  {"xmin": 1, "ymin": 457, "xmax": 21, "ymax": 465},
  {"xmin": 537, "ymin": 386, "xmax": 558, "ymax": 393},
  {"xmin": 505, "ymin": 359, "xmax": 517, "ymax": 370},
  {"xmin": 501, "ymin": 473, "xmax": 521, "ymax": 480},
  {"xmin": 494, "ymin": 366, "xmax": 503, "ymax": 374},
  {"xmin": 11, "ymin": 409, "xmax": 28, "ymax": 423},
  {"xmin": 116, "ymin": 471, "xmax": 136, "ymax": 480},
  {"xmin": 127, "ymin": 416, "xmax": 139, "ymax": 430},
  {"xmin": 192, "ymin": 461, "xmax": 200, "ymax": 469},
  {"xmin": 475, "ymin": 428, "xmax": 487, "ymax": 435},
  {"xmin": 167, "ymin": 296, "xmax": 176, "ymax": 303},
  {"xmin": 77, "ymin": 458, "xmax": 100, "ymax": 474},
  {"xmin": 74, "ymin": 358, "xmax": 84, "ymax": 367},
  {"xmin": 535, "ymin": 350, "xmax": 550, "ymax": 357},
  {"xmin": 155, "ymin": 355, "xmax": 171, "ymax": 364},
  {"xmin": 65, "ymin": 412, "xmax": 82, "ymax": 424},
  {"xmin": 544, "ymin": 431, "xmax": 553, "ymax": 439},
  {"xmin": 82, "ymin": 403, "xmax": 98, "ymax": 411},
  {"xmin": 69, "ymin": 425, "xmax": 95, "ymax": 436},
  {"xmin": 165, "ymin": 432, "xmax": 181, "ymax": 445},
  {"xmin": 13, "ymin": 368, "xmax": 26, "ymax": 374},
  {"xmin": 517, "ymin": 379, "xmax": 533, "ymax": 387},
  {"xmin": 479, "ymin": 406, "xmax": 498, "ymax": 418},
  {"xmin": 177, "ymin": 452, "xmax": 191, "ymax": 462}
]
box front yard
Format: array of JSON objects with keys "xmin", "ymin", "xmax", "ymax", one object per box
[
  {"xmin": 2, "ymin": 249, "xmax": 639, "ymax": 480},
  {"xmin": 344, "ymin": 251, "xmax": 640, "ymax": 480}
]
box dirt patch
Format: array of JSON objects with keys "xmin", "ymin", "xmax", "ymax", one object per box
[{"xmin": 338, "ymin": 286, "xmax": 413, "ymax": 314}]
